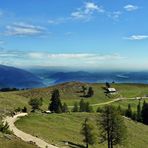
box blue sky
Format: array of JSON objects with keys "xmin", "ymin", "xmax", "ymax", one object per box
[{"xmin": 0, "ymin": 0, "xmax": 148, "ymax": 70}]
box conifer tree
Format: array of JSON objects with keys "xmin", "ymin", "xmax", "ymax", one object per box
[
  {"xmin": 85, "ymin": 102, "xmax": 93, "ymax": 112},
  {"xmin": 125, "ymin": 104, "xmax": 132, "ymax": 118},
  {"xmin": 79, "ymin": 99, "xmax": 86, "ymax": 112},
  {"xmin": 72, "ymin": 102, "xmax": 79, "ymax": 112},
  {"xmin": 82, "ymin": 86, "xmax": 87, "ymax": 96},
  {"xmin": 141, "ymin": 100, "xmax": 148, "ymax": 125},
  {"xmin": 87, "ymin": 87, "xmax": 94, "ymax": 97},
  {"xmin": 81, "ymin": 118, "xmax": 97, "ymax": 148},
  {"xmin": 137, "ymin": 100, "xmax": 142, "ymax": 122},
  {"xmin": 106, "ymin": 82, "xmax": 110, "ymax": 88},
  {"xmin": 62, "ymin": 103, "xmax": 68, "ymax": 113},
  {"xmin": 98, "ymin": 105, "xmax": 127, "ymax": 148},
  {"xmin": 49, "ymin": 89, "xmax": 62, "ymax": 113}
]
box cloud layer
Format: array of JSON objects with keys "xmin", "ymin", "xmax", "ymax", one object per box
[
  {"xmin": 125, "ymin": 35, "xmax": 148, "ymax": 40},
  {"xmin": 0, "ymin": 49, "xmax": 126, "ymax": 68},
  {"xmin": 124, "ymin": 4, "xmax": 139, "ymax": 12},
  {"xmin": 4, "ymin": 22, "xmax": 46, "ymax": 36}
]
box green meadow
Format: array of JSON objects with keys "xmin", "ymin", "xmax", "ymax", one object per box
[
  {"xmin": 0, "ymin": 82, "xmax": 148, "ymax": 147},
  {"xmin": 15, "ymin": 112, "xmax": 148, "ymax": 148}
]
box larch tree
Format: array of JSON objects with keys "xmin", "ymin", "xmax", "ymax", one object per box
[
  {"xmin": 98, "ymin": 105, "xmax": 127, "ymax": 148},
  {"xmin": 81, "ymin": 118, "xmax": 97, "ymax": 148}
]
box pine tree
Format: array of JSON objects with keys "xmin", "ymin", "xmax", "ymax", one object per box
[
  {"xmin": 22, "ymin": 106, "xmax": 27, "ymax": 113},
  {"xmin": 131, "ymin": 112, "xmax": 137, "ymax": 121},
  {"xmin": 141, "ymin": 100, "xmax": 148, "ymax": 125},
  {"xmin": 125, "ymin": 104, "xmax": 132, "ymax": 118},
  {"xmin": 85, "ymin": 102, "xmax": 93, "ymax": 112},
  {"xmin": 106, "ymin": 82, "xmax": 110, "ymax": 88},
  {"xmin": 96, "ymin": 107, "xmax": 103, "ymax": 113},
  {"xmin": 87, "ymin": 87, "xmax": 94, "ymax": 97},
  {"xmin": 82, "ymin": 86, "xmax": 87, "ymax": 96},
  {"xmin": 98, "ymin": 105, "xmax": 127, "ymax": 148},
  {"xmin": 136, "ymin": 100, "xmax": 142, "ymax": 122},
  {"xmin": 81, "ymin": 118, "xmax": 97, "ymax": 148},
  {"xmin": 79, "ymin": 99, "xmax": 86, "ymax": 112},
  {"xmin": 72, "ymin": 102, "xmax": 79, "ymax": 112},
  {"xmin": 49, "ymin": 89, "xmax": 62, "ymax": 113},
  {"xmin": 117, "ymin": 105, "xmax": 122, "ymax": 114},
  {"xmin": 62, "ymin": 103, "xmax": 68, "ymax": 113}
]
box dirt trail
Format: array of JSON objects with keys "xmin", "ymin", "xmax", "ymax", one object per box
[
  {"xmin": 3, "ymin": 113, "xmax": 58, "ymax": 148},
  {"xmin": 91, "ymin": 97, "xmax": 148, "ymax": 106},
  {"xmin": 68, "ymin": 97, "xmax": 148, "ymax": 108}
]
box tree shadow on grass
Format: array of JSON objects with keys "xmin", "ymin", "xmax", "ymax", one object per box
[{"xmin": 62, "ymin": 141, "xmax": 85, "ymax": 148}]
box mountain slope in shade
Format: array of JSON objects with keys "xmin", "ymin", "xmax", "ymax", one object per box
[
  {"xmin": 0, "ymin": 65, "xmax": 45, "ymax": 88},
  {"xmin": 49, "ymin": 71, "xmax": 148, "ymax": 84}
]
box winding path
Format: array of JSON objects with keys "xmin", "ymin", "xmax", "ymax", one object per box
[
  {"xmin": 91, "ymin": 97, "xmax": 148, "ymax": 106},
  {"xmin": 69, "ymin": 97, "xmax": 148, "ymax": 108},
  {"xmin": 3, "ymin": 113, "xmax": 58, "ymax": 148}
]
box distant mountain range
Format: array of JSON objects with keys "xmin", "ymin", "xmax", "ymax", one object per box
[
  {"xmin": 39, "ymin": 71, "xmax": 148, "ymax": 85},
  {"xmin": 0, "ymin": 65, "xmax": 45, "ymax": 88},
  {"xmin": 1, "ymin": 65, "xmax": 148, "ymax": 89},
  {"xmin": 27, "ymin": 67, "xmax": 148, "ymax": 85}
]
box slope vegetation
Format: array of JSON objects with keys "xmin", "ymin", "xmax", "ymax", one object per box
[{"xmin": 16, "ymin": 113, "xmax": 148, "ymax": 148}]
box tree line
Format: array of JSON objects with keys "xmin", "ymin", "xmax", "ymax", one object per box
[{"xmin": 124, "ymin": 100, "xmax": 148, "ymax": 125}]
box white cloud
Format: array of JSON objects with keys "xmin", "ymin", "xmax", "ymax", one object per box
[
  {"xmin": 4, "ymin": 22, "xmax": 46, "ymax": 36},
  {"xmin": 71, "ymin": 2, "xmax": 104, "ymax": 20},
  {"xmin": 85, "ymin": 2, "xmax": 104, "ymax": 13},
  {"xmin": 125, "ymin": 35, "xmax": 148, "ymax": 40},
  {"xmin": 71, "ymin": 11, "xmax": 85, "ymax": 19},
  {"xmin": 29, "ymin": 53, "xmax": 124, "ymax": 60},
  {"xmin": 47, "ymin": 2, "xmax": 125, "ymax": 23},
  {"xmin": 0, "ymin": 50, "xmax": 127, "ymax": 69},
  {"xmin": 124, "ymin": 5, "xmax": 139, "ymax": 12},
  {"xmin": 0, "ymin": 49, "xmax": 26, "ymax": 58},
  {"xmin": 28, "ymin": 52, "xmax": 45, "ymax": 59}
]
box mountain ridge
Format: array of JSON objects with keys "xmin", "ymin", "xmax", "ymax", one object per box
[{"xmin": 0, "ymin": 65, "xmax": 45, "ymax": 88}]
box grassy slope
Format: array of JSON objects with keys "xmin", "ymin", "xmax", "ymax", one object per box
[
  {"xmin": 0, "ymin": 133, "xmax": 36, "ymax": 148},
  {"xmin": 0, "ymin": 92, "xmax": 34, "ymax": 148},
  {"xmin": 16, "ymin": 113, "xmax": 148, "ymax": 148},
  {"xmin": 17, "ymin": 82, "xmax": 148, "ymax": 111},
  {"xmin": 1, "ymin": 82, "xmax": 148, "ymax": 113},
  {"xmin": 1, "ymin": 82, "xmax": 148, "ymax": 147},
  {"xmin": 0, "ymin": 92, "xmax": 32, "ymax": 115}
]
